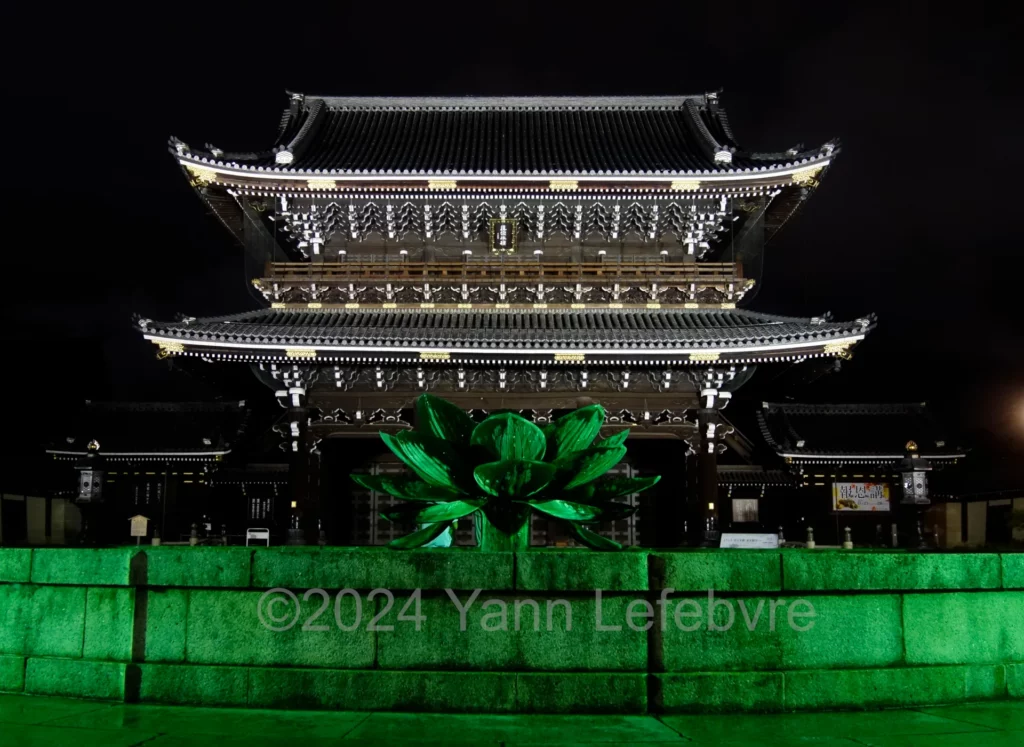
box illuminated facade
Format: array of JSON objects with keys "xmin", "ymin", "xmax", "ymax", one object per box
[{"xmin": 137, "ymin": 93, "xmax": 871, "ymax": 545}]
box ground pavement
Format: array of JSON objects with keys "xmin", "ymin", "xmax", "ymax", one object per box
[{"xmin": 0, "ymin": 694, "xmax": 1022, "ymax": 745}]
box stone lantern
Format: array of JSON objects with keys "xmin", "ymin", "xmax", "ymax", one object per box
[
  {"xmin": 899, "ymin": 440, "xmax": 932, "ymax": 505},
  {"xmin": 75, "ymin": 440, "xmax": 105, "ymax": 503}
]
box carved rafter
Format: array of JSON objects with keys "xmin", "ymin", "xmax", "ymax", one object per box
[{"xmin": 268, "ymin": 195, "xmax": 733, "ymax": 248}]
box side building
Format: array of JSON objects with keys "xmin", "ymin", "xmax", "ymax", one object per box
[
  {"xmin": 42, "ymin": 401, "xmax": 250, "ymax": 544},
  {"xmin": 756, "ymin": 402, "xmax": 968, "ymax": 546}
]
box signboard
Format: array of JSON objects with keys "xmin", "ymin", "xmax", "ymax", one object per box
[
  {"xmin": 832, "ymin": 482, "xmax": 891, "ymax": 512},
  {"xmin": 489, "ymin": 218, "xmax": 518, "ymax": 253},
  {"xmin": 130, "ymin": 515, "xmax": 149, "ymax": 537},
  {"xmin": 720, "ymin": 533, "xmax": 780, "ymax": 549}
]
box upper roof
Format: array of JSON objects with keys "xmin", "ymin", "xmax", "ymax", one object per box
[
  {"xmin": 138, "ymin": 307, "xmax": 872, "ymax": 365},
  {"xmin": 46, "ymin": 401, "xmax": 249, "ymax": 461},
  {"xmin": 758, "ymin": 402, "xmax": 965, "ymax": 462},
  {"xmin": 173, "ymin": 92, "xmax": 836, "ymax": 178}
]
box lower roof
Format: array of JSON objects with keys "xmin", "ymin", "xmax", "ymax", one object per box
[
  {"xmin": 46, "ymin": 401, "xmax": 249, "ymax": 461},
  {"xmin": 758, "ymin": 402, "xmax": 964, "ymax": 462},
  {"xmin": 138, "ymin": 307, "xmax": 872, "ymax": 365}
]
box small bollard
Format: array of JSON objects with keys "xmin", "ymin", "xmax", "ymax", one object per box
[
  {"xmin": 805, "ymin": 526, "xmax": 816, "ymax": 549},
  {"xmin": 778, "ymin": 526, "xmax": 785, "ymax": 545},
  {"xmin": 891, "ymin": 523, "xmax": 899, "ymax": 548},
  {"xmin": 842, "ymin": 526, "xmax": 853, "ymax": 550},
  {"xmin": 151, "ymin": 527, "xmax": 161, "ymax": 547},
  {"xmin": 318, "ymin": 529, "xmax": 327, "ymax": 548},
  {"xmin": 221, "ymin": 524, "xmax": 228, "ymax": 546},
  {"xmin": 932, "ymin": 524, "xmax": 940, "ymax": 548},
  {"xmin": 917, "ymin": 520, "xmax": 928, "ymax": 549},
  {"xmin": 189, "ymin": 523, "xmax": 199, "ymax": 547}
]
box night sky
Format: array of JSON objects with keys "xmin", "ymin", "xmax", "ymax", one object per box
[{"xmin": 1, "ymin": 3, "xmax": 1019, "ymax": 488}]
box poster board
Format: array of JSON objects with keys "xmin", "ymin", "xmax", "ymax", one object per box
[{"xmin": 832, "ymin": 482, "xmax": 891, "ymax": 512}]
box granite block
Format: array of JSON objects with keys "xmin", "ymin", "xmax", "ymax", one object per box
[{"xmin": 25, "ymin": 656, "xmax": 126, "ymax": 700}]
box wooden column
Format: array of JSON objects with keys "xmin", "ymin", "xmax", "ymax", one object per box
[
  {"xmin": 694, "ymin": 406, "xmax": 721, "ymax": 544},
  {"xmin": 278, "ymin": 386, "xmax": 312, "ymax": 545}
]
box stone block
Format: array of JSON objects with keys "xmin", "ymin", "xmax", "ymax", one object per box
[
  {"xmin": 660, "ymin": 593, "xmax": 784, "ymax": 672},
  {"xmin": 516, "ymin": 593, "xmax": 647, "ymax": 671},
  {"xmin": 784, "ymin": 665, "xmax": 1005, "ymax": 710},
  {"xmin": 136, "ymin": 662, "xmax": 249, "ymax": 706},
  {"xmin": 782, "ymin": 551, "xmax": 1001, "ymax": 591},
  {"xmin": 185, "ymin": 589, "xmax": 374, "ymax": 668},
  {"xmin": 903, "ymin": 592, "xmax": 1024, "ymax": 665},
  {"xmin": 84, "ymin": 587, "xmax": 135, "ymax": 661},
  {"xmin": 25, "ymin": 657, "xmax": 126, "ymax": 700},
  {"xmin": 0, "ymin": 655, "xmax": 24, "ymax": 692},
  {"xmin": 0, "ymin": 584, "xmax": 33, "ymax": 655},
  {"xmin": 30, "ymin": 548, "xmax": 138, "ymax": 586},
  {"xmin": 778, "ymin": 594, "xmax": 903, "ymax": 669},
  {"xmin": 376, "ymin": 592, "xmax": 645, "ymax": 672},
  {"xmin": 251, "ymin": 547, "xmax": 514, "ymax": 591},
  {"xmin": 657, "ymin": 672, "xmax": 784, "ymax": 713},
  {"xmin": 515, "ymin": 550, "xmax": 648, "ymax": 592},
  {"xmin": 26, "ymin": 585, "xmax": 86, "ymax": 658},
  {"xmin": 142, "ymin": 589, "xmax": 188, "ymax": 662},
  {"xmin": 0, "ymin": 549, "xmax": 31, "ymax": 582},
  {"xmin": 377, "ymin": 592, "xmax": 518, "ymax": 670},
  {"xmin": 515, "ymin": 673, "xmax": 646, "ymax": 712},
  {"xmin": 143, "ymin": 547, "xmax": 252, "ymax": 588},
  {"xmin": 1008, "ymin": 663, "xmax": 1024, "ymax": 697},
  {"xmin": 1003, "ymin": 554, "xmax": 1024, "ymax": 589},
  {"xmin": 656, "ymin": 551, "xmax": 781, "ymax": 592},
  {"xmin": 247, "ymin": 667, "xmax": 517, "ymax": 712}
]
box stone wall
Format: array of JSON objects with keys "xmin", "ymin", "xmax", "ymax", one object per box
[{"xmin": 1, "ymin": 547, "xmax": 1022, "ymax": 713}]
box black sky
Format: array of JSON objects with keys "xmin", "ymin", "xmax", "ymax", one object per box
[{"xmin": 1, "ymin": 2, "xmax": 1020, "ymax": 485}]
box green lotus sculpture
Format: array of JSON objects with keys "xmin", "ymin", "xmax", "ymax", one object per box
[{"xmin": 352, "ymin": 394, "xmax": 660, "ymax": 551}]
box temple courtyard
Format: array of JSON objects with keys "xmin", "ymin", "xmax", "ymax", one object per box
[{"xmin": 0, "ymin": 694, "xmax": 1021, "ymax": 746}]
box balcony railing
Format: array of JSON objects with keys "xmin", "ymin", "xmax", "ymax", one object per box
[{"xmin": 264, "ymin": 258, "xmax": 743, "ymax": 284}]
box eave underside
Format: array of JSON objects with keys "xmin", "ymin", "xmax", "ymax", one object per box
[{"xmin": 138, "ymin": 307, "xmax": 870, "ymax": 365}]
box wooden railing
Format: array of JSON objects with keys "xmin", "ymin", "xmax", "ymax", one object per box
[{"xmin": 264, "ymin": 259, "xmax": 742, "ymax": 283}]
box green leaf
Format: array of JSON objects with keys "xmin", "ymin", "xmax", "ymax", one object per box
[
  {"xmin": 528, "ymin": 499, "xmax": 603, "ymax": 521},
  {"xmin": 388, "ymin": 521, "xmax": 454, "ymax": 549},
  {"xmin": 470, "ymin": 413, "xmax": 546, "ymax": 461},
  {"xmin": 474, "ymin": 460, "xmax": 556, "ymax": 498},
  {"xmin": 382, "ymin": 500, "xmax": 483, "ymax": 524},
  {"xmin": 544, "ymin": 404, "xmax": 605, "ymax": 460},
  {"xmin": 568, "ymin": 522, "xmax": 623, "ymax": 551},
  {"xmin": 415, "ymin": 393, "xmax": 475, "ymax": 445},
  {"xmin": 576, "ymin": 501, "xmax": 638, "ymax": 524},
  {"xmin": 593, "ymin": 430, "xmax": 630, "ymax": 449},
  {"xmin": 562, "ymin": 475, "xmax": 661, "ymax": 504},
  {"xmin": 351, "ymin": 473, "xmax": 462, "ymax": 501},
  {"xmin": 380, "ymin": 431, "xmax": 467, "ymax": 491},
  {"xmin": 557, "ymin": 445, "xmax": 627, "ymax": 490}
]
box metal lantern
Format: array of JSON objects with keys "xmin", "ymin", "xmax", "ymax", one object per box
[
  {"xmin": 75, "ymin": 439, "xmax": 105, "ymax": 503},
  {"xmin": 899, "ymin": 440, "xmax": 932, "ymax": 505}
]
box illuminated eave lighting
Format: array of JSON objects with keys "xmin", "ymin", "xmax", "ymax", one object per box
[
  {"xmin": 142, "ymin": 332, "xmax": 865, "ymax": 358},
  {"xmin": 779, "ymin": 452, "xmax": 966, "ymax": 460},
  {"xmin": 177, "ymin": 157, "xmax": 831, "ymax": 185}
]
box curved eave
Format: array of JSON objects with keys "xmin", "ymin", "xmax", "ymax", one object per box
[
  {"xmin": 46, "ymin": 449, "xmax": 230, "ymax": 461},
  {"xmin": 141, "ymin": 331, "xmax": 867, "ymax": 366},
  {"xmin": 173, "ymin": 151, "xmax": 834, "ymax": 189},
  {"xmin": 781, "ymin": 452, "xmax": 965, "ymax": 463}
]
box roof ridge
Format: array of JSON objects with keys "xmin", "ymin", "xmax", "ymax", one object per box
[
  {"xmin": 762, "ymin": 402, "xmax": 928, "ymax": 415},
  {"xmin": 295, "ymin": 94, "xmax": 711, "ymax": 110},
  {"xmin": 82, "ymin": 401, "xmax": 246, "ymax": 412}
]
